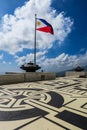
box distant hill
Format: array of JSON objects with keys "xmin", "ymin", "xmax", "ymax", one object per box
[
  {"xmin": 56, "ymin": 65, "xmax": 87, "ymax": 77},
  {"xmin": 56, "ymin": 71, "xmax": 65, "ymax": 77},
  {"xmin": 83, "ymin": 65, "xmax": 87, "ymax": 70}
]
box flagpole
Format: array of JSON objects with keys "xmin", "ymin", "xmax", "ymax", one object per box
[{"xmin": 34, "ymin": 14, "xmax": 37, "ymax": 65}]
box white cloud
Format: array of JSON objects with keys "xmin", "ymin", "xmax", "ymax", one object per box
[
  {"xmin": 2, "ymin": 61, "xmax": 12, "ymax": 65},
  {"xmin": 8, "ymin": 62, "xmax": 11, "ymax": 64},
  {"xmin": 15, "ymin": 50, "xmax": 47, "ymax": 66},
  {"xmin": 80, "ymin": 48, "xmax": 86, "ymax": 53},
  {"xmin": 0, "ymin": 0, "xmax": 73, "ymax": 54},
  {"xmin": 2, "ymin": 61, "xmax": 6, "ymax": 64},
  {"xmin": 15, "ymin": 51, "xmax": 87, "ymax": 72},
  {"xmin": 0, "ymin": 54, "xmax": 3, "ymax": 60}
]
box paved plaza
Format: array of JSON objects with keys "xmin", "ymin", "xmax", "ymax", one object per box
[{"xmin": 0, "ymin": 77, "xmax": 87, "ymax": 130}]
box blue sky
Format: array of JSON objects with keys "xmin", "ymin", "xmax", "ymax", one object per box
[{"xmin": 0, "ymin": 0, "xmax": 87, "ymax": 73}]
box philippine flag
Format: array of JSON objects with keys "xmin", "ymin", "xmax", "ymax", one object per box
[{"xmin": 36, "ymin": 18, "xmax": 54, "ymax": 35}]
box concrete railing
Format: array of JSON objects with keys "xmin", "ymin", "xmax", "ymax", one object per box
[
  {"xmin": 65, "ymin": 71, "xmax": 87, "ymax": 77},
  {"xmin": 0, "ymin": 72, "xmax": 56, "ymax": 85},
  {"xmin": 0, "ymin": 74, "xmax": 24, "ymax": 85}
]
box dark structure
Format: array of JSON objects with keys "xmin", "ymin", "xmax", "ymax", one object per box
[
  {"xmin": 74, "ymin": 66, "xmax": 84, "ymax": 72},
  {"xmin": 20, "ymin": 14, "xmax": 41, "ymax": 72},
  {"xmin": 20, "ymin": 62, "xmax": 41, "ymax": 72}
]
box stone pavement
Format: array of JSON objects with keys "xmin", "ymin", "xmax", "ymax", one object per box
[{"xmin": 0, "ymin": 77, "xmax": 87, "ymax": 130}]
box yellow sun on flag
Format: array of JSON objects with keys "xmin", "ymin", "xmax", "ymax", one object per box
[{"xmin": 37, "ymin": 21, "xmax": 41, "ymax": 26}]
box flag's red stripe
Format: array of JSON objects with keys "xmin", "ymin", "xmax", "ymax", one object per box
[{"xmin": 36, "ymin": 26, "xmax": 54, "ymax": 34}]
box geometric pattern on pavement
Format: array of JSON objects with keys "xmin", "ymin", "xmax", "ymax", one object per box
[{"xmin": 0, "ymin": 77, "xmax": 87, "ymax": 130}]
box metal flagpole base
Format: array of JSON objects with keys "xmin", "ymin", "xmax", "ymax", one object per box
[{"xmin": 20, "ymin": 62, "xmax": 41, "ymax": 72}]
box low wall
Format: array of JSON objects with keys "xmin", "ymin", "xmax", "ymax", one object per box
[
  {"xmin": 65, "ymin": 71, "xmax": 87, "ymax": 77},
  {"xmin": 25, "ymin": 72, "xmax": 56, "ymax": 82},
  {"xmin": 0, "ymin": 74, "xmax": 24, "ymax": 85},
  {"xmin": 0, "ymin": 72, "xmax": 56, "ymax": 85}
]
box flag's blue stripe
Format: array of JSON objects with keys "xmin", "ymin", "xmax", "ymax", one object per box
[{"xmin": 38, "ymin": 18, "xmax": 51, "ymax": 26}]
